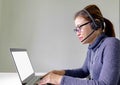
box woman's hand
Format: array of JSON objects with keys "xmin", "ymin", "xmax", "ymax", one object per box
[
  {"xmin": 39, "ymin": 72, "xmax": 63, "ymax": 85},
  {"xmin": 38, "ymin": 70, "xmax": 65, "ymax": 85}
]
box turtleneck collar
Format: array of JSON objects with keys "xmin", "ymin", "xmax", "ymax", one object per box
[{"xmin": 88, "ymin": 33, "xmax": 107, "ymax": 51}]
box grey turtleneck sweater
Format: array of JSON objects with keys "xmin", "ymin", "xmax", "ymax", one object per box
[{"xmin": 60, "ymin": 34, "xmax": 120, "ymax": 85}]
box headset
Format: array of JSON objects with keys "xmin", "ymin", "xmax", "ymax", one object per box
[
  {"xmin": 83, "ymin": 9, "xmax": 102, "ymax": 30},
  {"xmin": 80, "ymin": 9, "xmax": 103, "ymax": 42}
]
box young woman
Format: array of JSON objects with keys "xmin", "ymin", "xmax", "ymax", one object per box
[{"xmin": 39, "ymin": 4, "xmax": 120, "ymax": 85}]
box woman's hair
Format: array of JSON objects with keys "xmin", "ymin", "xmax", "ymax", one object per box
[{"xmin": 74, "ymin": 4, "xmax": 115, "ymax": 37}]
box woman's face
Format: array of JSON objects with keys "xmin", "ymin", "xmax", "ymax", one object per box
[{"xmin": 74, "ymin": 16, "xmax": 98, "ymax": 44}]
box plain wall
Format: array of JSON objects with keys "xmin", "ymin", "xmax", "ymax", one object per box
[
  {"xmin": 0, "ymin": 0, "xmax": 119, "ymax": 72},
  {"xmin": 0, "ymin": 0, "xmax": 2, "ymax": 34}
]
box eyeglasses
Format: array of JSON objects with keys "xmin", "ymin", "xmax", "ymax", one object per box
[{"xmin": 74, "ymin": 22, "xmax": 91, "ymax": 32}]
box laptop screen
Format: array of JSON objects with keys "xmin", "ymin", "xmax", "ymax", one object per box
[{"xmin": 11, "ymin": 49, "xmax": 34, "ymax": 81}]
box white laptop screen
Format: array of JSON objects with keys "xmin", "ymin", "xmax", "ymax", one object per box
[{"xmin": 11, "ymin": 50, "xmax": 34, "ymax": 81}]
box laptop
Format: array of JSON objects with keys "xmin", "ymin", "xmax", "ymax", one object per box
[{"xmin": 10, "ymin": 48, "xmax": 42, "ymax": 85}]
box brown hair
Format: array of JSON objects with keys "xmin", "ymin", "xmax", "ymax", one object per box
[{"xmin": 74, "ymin": 4, "xmax": 115, "ymax": 37}]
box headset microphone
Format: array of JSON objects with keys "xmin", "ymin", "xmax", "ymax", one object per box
[{"xmin": 81, "ymin": 30, "xmax": 95, "ymax": 42}]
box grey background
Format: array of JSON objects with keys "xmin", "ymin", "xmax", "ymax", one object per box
[{"xmin": 0, "ymin": 0, "xmax": 119, "ymax": 72}]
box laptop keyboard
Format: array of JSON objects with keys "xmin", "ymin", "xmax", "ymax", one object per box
[
  {"xmin": 25, "ymin": 76, "xmax": 52, "ymax": 85},
  {"xmin": 26, "ymin": 76, "xmax": 40, "ymax": 85}
]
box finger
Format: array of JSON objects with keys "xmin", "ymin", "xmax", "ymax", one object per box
[{"xmin": 40, "ymin": 76, "xmax": 51, "ymax": 85}]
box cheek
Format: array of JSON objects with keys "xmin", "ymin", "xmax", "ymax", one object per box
[
  {"xmin": 81, "ymin": 28, "xmax": 90, "ymax": 35},
  {"xmin": 81, "ymin": 29, "xmax": 84, "ymax": 32},
  {"xmin": 81, "ymin": 28, "xmax": 93, "ymax": 38},
  {"xmin": 84, "ymin": 27, "xmax": 92, "ymax": 33}
]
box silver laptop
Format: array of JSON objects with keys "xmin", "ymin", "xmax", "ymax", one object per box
[{"xmin": 10, "ymin": 48, "xmax": 41, "ymax": 85}]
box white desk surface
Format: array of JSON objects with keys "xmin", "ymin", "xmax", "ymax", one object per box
[
  {"xmin": 0, "ymin": 72, "xmax": 46, "ymax": 85},
  {"xmin": 0, "ymin": 73, "xmax": 22, "ymax": 85}
]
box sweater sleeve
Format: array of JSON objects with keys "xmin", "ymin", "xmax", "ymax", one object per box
[{"xmin": 60, "ymin": 38, "xmax": 120, "ymax": 85}]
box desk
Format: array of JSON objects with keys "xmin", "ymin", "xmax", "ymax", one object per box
[
  {"xmin": 0, "ymin": 72, "xmax": 46, "ymax": 85},
  {"xmin": 0, "ymin": 73, "xmax": 22, "ymax": 85}
]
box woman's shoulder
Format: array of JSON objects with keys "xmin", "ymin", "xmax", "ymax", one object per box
[
  {"xmin": 104, "ymin": 37, "xmax": 120, "ymax": 43},
  {"xmin": 103, "ymin": 37, "xmax": 120, "ymax": 46}
]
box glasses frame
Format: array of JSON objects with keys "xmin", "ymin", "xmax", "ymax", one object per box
[{"xmin": 74, "ymin": 21, "xmax": 91, "ymax": 32}]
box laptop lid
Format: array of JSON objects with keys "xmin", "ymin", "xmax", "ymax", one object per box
[{"xmin": 10, "ymin": 48, "xmax": 35, "ymax": 84}]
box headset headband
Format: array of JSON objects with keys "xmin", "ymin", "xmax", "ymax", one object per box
[{"xmin": 83, "ymin": 9, "xmax": 98, "ymax": 28}]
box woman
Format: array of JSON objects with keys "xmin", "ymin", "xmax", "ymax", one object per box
[{"xmin": 39, "ymin": 4, "xmax": 120, "ymax": 85}]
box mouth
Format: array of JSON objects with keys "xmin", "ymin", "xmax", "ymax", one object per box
[{"xmin": 78, "ymin": 36, "xmax": 83, "ymax": 41}]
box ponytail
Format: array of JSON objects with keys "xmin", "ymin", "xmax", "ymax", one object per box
[{"xmin": 104, "ymin": 18, "xmax": 116, "ymax": 37}]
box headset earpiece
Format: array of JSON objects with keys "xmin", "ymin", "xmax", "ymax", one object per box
[{"xmin": 90, "ymin": 19, "xmax": 102, "ymax": 30}]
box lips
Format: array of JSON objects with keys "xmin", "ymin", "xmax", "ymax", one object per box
[
  {"xmin": 77, "ymin": 33, "xmax": 83, "ymax": 41},
  {"xmin": 78, "ymin": 36, "xmax": 83, "ymax": 41}
]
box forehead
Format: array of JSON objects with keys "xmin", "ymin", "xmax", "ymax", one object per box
[
  {"xmin": 75, "ymin": 16, "xmax": 88, "ymax": 25},
  {"xmin": 75, "ymin": 16, "xmax": 87, "ymax": 22}
]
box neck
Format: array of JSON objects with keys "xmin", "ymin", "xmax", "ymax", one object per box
[{"xmin": 89, "ymin": 31, "xmax": 103, "ymax": 45}]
